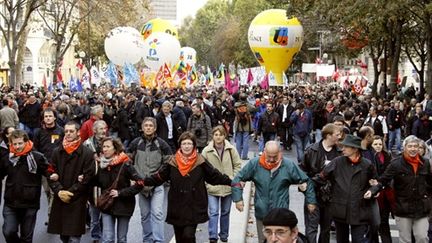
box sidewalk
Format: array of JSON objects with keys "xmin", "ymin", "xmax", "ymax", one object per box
[{"xmin": 227, "ymin": 155, "xmax": 254, "ymax": 243}]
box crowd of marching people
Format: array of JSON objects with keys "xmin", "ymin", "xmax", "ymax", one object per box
[{"xmin": 0, "ymin": 81, "xmax": 431, "ymax": 243}]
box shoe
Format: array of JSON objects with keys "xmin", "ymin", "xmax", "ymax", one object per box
[
  {"xmin": 209, "ymin": 239, "xmax": 218, "ymax": 243},
  {"xmin": 221, "ymin": 239, "xmax": 228, "ymax": 242},
  {"xmin": 241, "ymin": 157, "xmax": 250, "ymax": 160}
]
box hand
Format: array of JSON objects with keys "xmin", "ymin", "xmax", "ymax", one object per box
[
  {"xmin": 369, "ymin": 179, "xmax": 378, "ymax": 186},
  {"xmin": 77, "ymin": 174, "xmax": 84, "ymax": 182},
  {"xmin": 307, "ymin": 204, "xmax": 316, "ymax": 213},
  {"xmin": 239, "ymin": 181, "xmax": 246, "ymax": 188},
  {"xmin": 363, "ymin": 190, "xmax": 372, "ymax": 199},
  {"xmin": 49, "ymin": 173, "xmax": 59, "ymax": 181},
  {"xmin": 236, "ymin": 201, "xmax": 244, "ymax": 212},
  {"xmin": 109, "ymin": 189, "xmax": 119, "ymax": 198},
  {"xmin": 298, "ymin": 182, "xmax": 307, "ymax": 192},
  {"xmin": 58, "ymin": 190, "xmax": 74, "ymax": 203}
]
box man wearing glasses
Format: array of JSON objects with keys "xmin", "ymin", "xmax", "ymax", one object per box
[{"xmin": 262, "ymin": 208, "xmax": 307, "ymax": 243}]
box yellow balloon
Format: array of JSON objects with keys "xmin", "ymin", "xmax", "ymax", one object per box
[
  {"xmin": 141, "ymin": 18, "xmax": 178, "ymax": 40},
  {"xmin": 248, "ymin": 9, "xmax": 303, "ymax": 85}
]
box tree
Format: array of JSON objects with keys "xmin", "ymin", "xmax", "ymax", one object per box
[
  {"xmin": 73, "ymin": 0, "xmax": 149, "ymax": 74},
  {"xmin": 38, "ymin": 0, "xmax": 150, "ymax": 84},
  {"xmin": 37, "ymin": 0, "xmax": 84, "ymax": 84},
  {"xmin": 0, "ymin": 0, "xmax": 47, "ymax": 89}
]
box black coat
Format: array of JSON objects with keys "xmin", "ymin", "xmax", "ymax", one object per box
[
  {"xmin": 1, "ymin": 151, "xmax": 50, "ymax": 209},
  {"xmin": 33, "ymin": 125, "xmax": 64, "ymax": 161},
  {"xmin": 320, "ymin": 155, "xmax": 378, "ymax": 225},
  {"xmin": 117, "ymin": 108, "xmax": 131, "ymax": 141},
  {"xmin": 19, "ymin": 102, "xmax": 42, "ymax": 128},
  {"xmin": 156, "ymin": 112, "xmax": 180, "ymax": 146},
  {"xmin": 378, "ymin": 155, "xmax": 432, "ymax": 219},
  {"xmin": 48, "ymin": 144, "xmax": 95, "ymax": 236},
  {"xmin": 144, "ymin": 155, "xmax": 231, "ymax": 226},
  {"xmin": 95, "ymin": 161, "xmax": 143, "ymax": 217}
]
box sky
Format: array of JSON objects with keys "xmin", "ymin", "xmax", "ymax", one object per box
[{"xmin": 177, "ymin": 0, "xmax": 208, "ymax": 25}]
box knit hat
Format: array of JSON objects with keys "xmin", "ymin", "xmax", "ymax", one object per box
[{"xmin": 263, "ymin": 208, "xmax": 298, "ymax": 228}]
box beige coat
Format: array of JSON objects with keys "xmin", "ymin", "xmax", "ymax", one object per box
[{"xmin": 202, "ymin": 140, "xmax": 242, "ymax": 196}]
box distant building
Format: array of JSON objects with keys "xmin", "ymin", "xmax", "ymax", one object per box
[{"xmin": 150, "ymin": 0, "xmax": 177, "ymax": 22}]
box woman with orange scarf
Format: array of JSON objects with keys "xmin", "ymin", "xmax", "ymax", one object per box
[
  {"xmin": 95, "ymin": 137, "xmax": 144, "ymax": 243},
  {"xmin": 371, "ymin": 135, "xmax": 432, "ymax": 243},
  {"xmin": 143, "ymin": 131, "xmax": 232, "ymax": 243}
]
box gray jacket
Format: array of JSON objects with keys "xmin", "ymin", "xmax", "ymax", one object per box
[{"xmin": 128, "ymin": 136, "xmax": 172, "ymax": 196}]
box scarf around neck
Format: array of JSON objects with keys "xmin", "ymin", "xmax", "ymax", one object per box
[
  {"xmin": 404, "ymin": 152, "xmax": 422, "ymax": 174},
  {"xmin": 259, "ymin": 151, "xmax": 282, "ymax": 170},
  {"xmin": 63, "ymin": 138, "xmax": 81, "ymax": 154},
  {"xmin": 176, "ymin": 149, "xmax": 198, "ymax": 176},
  {"xmin": 9, "ymin": 140, "xmax": 37, "ymax": 173},
  {"xmin": 100, "ymin": 152, "xmax": 130, "ymax": 170},
  {"xmin": 348, "ymin": 153, "xmax": 361, "ymax": 164}
]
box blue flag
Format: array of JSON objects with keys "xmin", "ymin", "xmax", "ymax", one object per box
[
  {"xmin": 105, "ymin": 62, "xmax": 118, "ymax": 87},
  {"xmin": 123, "ymin": 63, "xmax": 139, "ymax": 86},
  {"xmin": 76, "ymin": 77, "xmax": 83, "ymax": 92},
  {"xmin": 69, "ymin": 76, "xmax": 77, "ymax": 92}
]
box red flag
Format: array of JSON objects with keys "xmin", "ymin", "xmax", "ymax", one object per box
[
  {"xmin": 231, "ymin": 76, "xmax": 239, "ymax": 94},
  {"xmin": 332, "ymin": 69, "xmax": 340, "ymax": 81},
  {"xmin": 42, "ymin": 74, "xmax": 47, "ymax": 91},
  {"xmin": 56, "ymin": 70, "xmax": 63, "ymax": 83},
  {"xmin": 224, "ymin": 69, "xmax": 231, "ymax": 91},
  {"xmin": 76, "ymin": 60, "xmax": 84, "ymax": 70},
  {"xmin": 260, "ymin": 73, "xmax": 269, "ymax": 90},
  {"xmin": 396, "ymin": 72, "xmax": 401, "ymax": 85},
  {"xmin": 247, "ymin": 68, "xmax": 254, "ymax": 84}
]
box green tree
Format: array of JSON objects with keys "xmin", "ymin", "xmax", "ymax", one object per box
[
  {"xmin": 0, "ymin": 0, "xmax": 47, "ymax": 89},
  {"xmin": 75, "ymin": 0, "xmax": 150, "ymax": 71}
]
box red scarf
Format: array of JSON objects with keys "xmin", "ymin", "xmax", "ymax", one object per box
[
  {"xmin": 63, "ymin": 138, "xmax": 81, "ymax": 154},
  {"xmin": 404, "ymin": 152, "xmax": 422, "ymax": 174},
  {"xmin": 259, "ymin": 151, "xmax": 282, "ymax": 170},
  {"xmin": 349, "ymin": 153, "xmax": 361, "ymax": 164},
  {"xmin": 110, "ymin": 152, "xmax": 130, "ymax": 167},
  {"xmin": 175, "ymin": 149, "xmax": 198, "ymax": 176},
  {"xmin": 10, "ymin": 140, "xmax": 33, "ymax": 156}
]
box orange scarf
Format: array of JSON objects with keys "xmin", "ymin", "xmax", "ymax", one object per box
[
  {"xmin": 63, "ymin": 138, "xmax": 81, "ymax": 154},
  {"xmin": 175, "ymin": 149, "xmax": 198, "ymax": 176},
  {"xmin": 404, "ymin": 153, "xmax": 422, "ymax": 174},
  {"xmin": 349, "ymin": 153, "xmax": 361, "ymax": 164},
  {"xmin": 259, "ymin": 151, "xmax": 282, "ymax": 170},
  {"xmin": 10, "ymin": 140, "xmax": 33, "ymax": 156},
  {"xmin": 110, "ymin": 152, "xmax": 130, "ymax": 167}
]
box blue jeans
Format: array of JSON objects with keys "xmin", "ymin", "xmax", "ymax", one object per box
[
  {"xmin": 101, "ymin": 213, "xmax": 130, "ymax": 243},
  {"xmin": 19, "ymin": 123, "xmax": 37, "ymax": 140},
  {"xmin": 138, "ymin": 185, "xmax": 166, "ymax": 243},
  {"xmin": 89, "ymin": 204, "xmax": 102, "ymax": 240},
  {"xmin": 293, "ymin": 134, "xmax": 310, "ymax": 163},
  {"xmin": 2, "ymin": 205, "xmax": 38, "ymax": 243},
  {"xmin": 388, "ymin": 128, "xmax": 401, "ymax": 152},
  {"xmin": 208, "ymin": 195, "xmax": 232, "ymax": 241},
  {"xmin": 235, "ymin": 132, "xmax": 250, "ymax": 159}
]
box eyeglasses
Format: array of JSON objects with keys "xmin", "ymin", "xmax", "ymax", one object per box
[{"xmin": 262, "ymin": 228, "xmax": 290, "ymax": 238}]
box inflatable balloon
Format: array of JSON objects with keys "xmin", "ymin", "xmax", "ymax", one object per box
[
  {"xmin": 141, "ymin": 18, "xmax": 178, "ymax": 40},
  {"xmin": 104, "ymin": 27, "xmax": 144, "ymax": 66},
  {"xmin": 179, "ymin": 47, "xmax": 197, "ymax": 66},
  {"xmin": 248, "ymin": 9, "xmax": 303, "ymax": 85},
  {"xmin": 143, "ymin": 32, "xmax": 181, "ymax": 71}
]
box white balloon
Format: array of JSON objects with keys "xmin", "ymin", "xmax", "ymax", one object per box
[
  {"xmin": 142, "ymin": 32, "xmax": 181, "ymax": 71},
  {"xmin": 104, "ymin": 27, "xmax": 144, "ymax": 66},
  {"xmin": 180, "ymin": 47, "xmax": 197, "ymax": 66}
]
